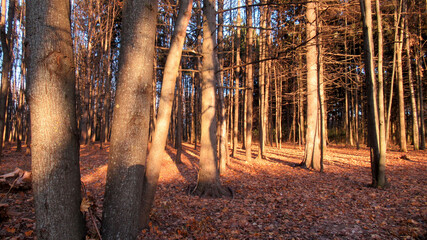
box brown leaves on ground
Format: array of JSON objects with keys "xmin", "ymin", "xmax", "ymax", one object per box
[{"xmin": 0, "ymin": 142, "xmax": 426, "ymax": 239}]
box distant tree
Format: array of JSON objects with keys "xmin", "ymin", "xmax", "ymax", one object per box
[
  {"xmin": 26, "ymin": 0, "xmax": 85, "ymax": 238},
  {"xmin": 101, "ymin": 0, "xmax": 157, "ymax": 238}
]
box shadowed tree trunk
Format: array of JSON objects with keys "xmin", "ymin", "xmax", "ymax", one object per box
[
  {"xmin": 416, "ymin": 13, "xmax": 425, "ymax": 149},
  {"xmin": 404, "ymin": 16, "xmax": 419, "ymax": 150},
  {"xmin": 26, "ymin": 0, "xmax": 85, "ymax": 237},
  {"xmin": 0, "ymin": 0, "xmax": 15, "ymax": 159},
  {"xmin": 139, "ymin": 0, "xmax": 193, "ymax": 229},
  {"xmin": 191, "ymin": 0, "xmax": 231, "ymax": 198},
  {"xmin": 101, "ymin": 0, "xmax": 157, "ymax": 238}
]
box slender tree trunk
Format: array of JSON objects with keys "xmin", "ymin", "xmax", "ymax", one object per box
[
  {"xmin": 386, "ymin": 2, "xmax": 401, "ymax": 144},
  {"xmin": 396, "ymin": 3, "xmax": 407, "ymax": 152},
  {"xmin": 360, "ymin": 0, "xmax": 387, "ymax": 188},
  {"xmin": 405, "ymin": 16, "xmax": 419, "ymax": 150},
  {"xmin": 232, "ymin": 1, "xmax": 241, "ymax": 157},
  {"xmin": 416, "ymin": 13, "xmax": 425, "ymax": 149},
  {"xmin": 176, "ymin": 74, "xmax": 183, "ymax": 163},
  {"xmin": 0, "ymin": 0, "xmax": 14, "ymax": 158},
  {"xmin": 217, "ymin": 0, "xmax": 228, "ymax": 174},
  {"xmin": 26, "ymin": 0, "xmax": 85, "ymax": 237},
  {"xmin": 245, "ymin": 0, "xmax": 254, "ymax": 161},
  {"xmin": 139, "ymin": 0, "xmax": 192, "ymax": 228},
  {"xmin": 258, "ymin": 0, "xmax": 266, "ymax": 159},
  {"xmin": 101, "ymin": 0, "xmax": 157, "ymax": 238}
]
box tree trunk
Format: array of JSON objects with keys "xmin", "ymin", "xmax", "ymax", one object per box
[
  {"xmin": 405, "ymin": 16, "xmax": 419, "ymax": 150},
  {"xmin": 176, "ymin": 73, "xmax": 183, "ymax": 163},
  {"xmin": 245, "ymin": 0, "xmax": 254, "ymax": 161},
  {"xmin": 396, "ymin": 4, "xmax": 407, "ymax": 152},
  {"xmin": 360, "ymin": 0, "xmax": 387, "ymax": 188},
  {"xmin": 101, "ymin": 0, "xmax": 157, "ymax": 238},
  {"xmin": 301, "ymin": 1, "xmax": 322, "ymax": 171},
  {"xmin": 416, "ymin": 13, "xmax": 425, "ymax": 149},
  {"xmin": 26, "ymin": 0, "xmax": 85, "ymax": 237},
  {"xmin": 232, "ymin": 1, "xmax": 241, "ymax": 157},
  {"xmin": 217, "ymin": 0, "xmax": 228, "ymax": 174},
  {"xmin": 139, "ymin": 0, "xmax": 192, "ymax": 228},
  {"xmin": 0, "ymin": 0, "xmax": 14, "ymax": 158},
  {"xmin": 386, "ymin": 2, "xmax": 401, "ymax": 144},
  {"xmin": 192, "ymin": 0, "xmax": 230, "ymax": 198}
]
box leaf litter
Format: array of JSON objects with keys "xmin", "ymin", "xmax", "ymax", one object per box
[{"xmin": 0, "ymin": 142, "xmax": 425, "ymax": 239}]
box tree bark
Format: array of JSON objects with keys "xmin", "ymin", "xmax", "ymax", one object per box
[
  {"xmin": 217, "ymin": 0, "xmax": 229, "ymax": 174},
  {"xmin": 301, "ymin": 1, "xmax": 322, "ymax": 171},
  {"xmin": 192, "ymin": 0, "xmax": 230, "ymax": 198},
  {"xmin": 0, "ymin": 0, "xmax": 14, "ymax": 158},
  {"xmin": 139, "ymin": 0, "xmax": 193, "ymax": 228},
  {"xmin": 405, "ymin": 16, "xmax": 419, "ymax": 150},
  {"xmin": 232, "ymin": 1, "xmax": 241, "ymax": 157},
  {"xmin": 416, "ymin": 12, "xmax": 425, "ymax": 149},
  {"xmin": 245, "ymin": 0, "xmax": 254, "ymax": 161},
  {"xmin": 26, "ymin": 0, "xmax": 85, "ymax": 237},
  {"xmin": 101, "ymin": 0, "xmax": 157, "ymax": 238},
  {"xmin": 360, "ymin": 0, "xmax": 387, "ymax": 188},
  {"xmin": 396, "ymin": 4, "xmax": 407, "ymax": 152}
]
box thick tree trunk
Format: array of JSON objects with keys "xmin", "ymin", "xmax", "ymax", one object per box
[
  {"xmin": 26, "ymin": 0, "xmax": 85, "ymax": 238},
  {"xmin": 101, "ymin": 0, "xmax": 157, "ymax": 238},
  {"xmin": 301, "ymin": 1, "xmax": 322, "ymax": 171},
  {"xmin": 139, "ymin": 0, "xmax": 192, "ymax": 228},
  {"xmin": 192, "ymin": 0, "xmax": 230, "ymax": 198}
]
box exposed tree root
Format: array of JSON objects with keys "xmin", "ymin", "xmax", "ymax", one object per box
[{"xmin": 188, "ymin": 183, "xmax": 233, "ymax": 199}]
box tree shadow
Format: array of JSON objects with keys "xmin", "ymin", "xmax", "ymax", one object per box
[{"xmin": 164, "ymin": 145, "xmax": 198, "ymax": 184}]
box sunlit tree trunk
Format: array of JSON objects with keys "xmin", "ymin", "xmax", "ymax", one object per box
[
  {"xmin": 386, "ymin": 2, "xmax": 401, "ymax": 144},
  {"xmin": 139, "ymin": 0, "xmax": 192, "ymax": 228},
  {"xmin": 396, "ymin": 3, "xmax": 407, "ymax": 152},
  {"xmin": 26, "ymin": 0, "xmax": 85, "ymax": 237},
  {"xmin": 360, "ymin": 0, "xmax": 387, "ymax": 188},
  {"xmin": 301, "ymin": 1, "xmax": 322, "ymax": 171},
  {"xmin": 232, "ymin": 0, "xmax": 241, "ymax": 157},
  {"xmin": 217, "ymin": 0, "xmax": 229, "ymax": 173},
  {"xmin": 101, "ymin": 0, "xmax": 157, "ymax": 238},
  {"xmin": 192, "ymin": 0, "xmax": 230, "ymax": 197}
]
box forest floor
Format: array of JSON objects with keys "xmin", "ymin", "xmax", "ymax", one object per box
[{"xmin": 0, "ymin": 141, "xmax": 426, "ymax": 239}]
